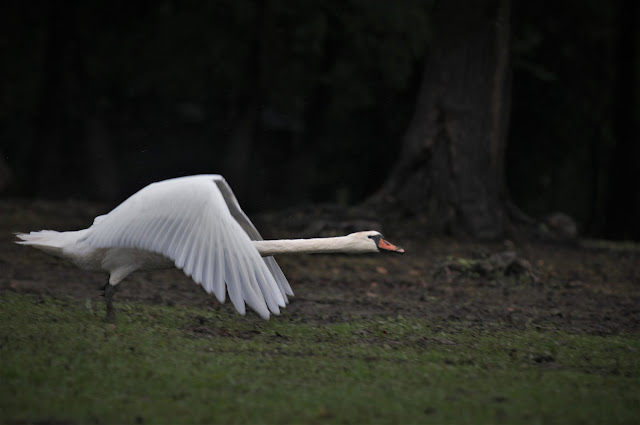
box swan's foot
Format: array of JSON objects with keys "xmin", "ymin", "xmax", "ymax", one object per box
[{"xmin": 100, "ymin": 283, "xmax": 118, "ymax": 322}]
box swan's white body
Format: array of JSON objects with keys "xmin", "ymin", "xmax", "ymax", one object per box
[{"xmin": 16, "ymin": 175, "xmax": 403, "ymax": 319}]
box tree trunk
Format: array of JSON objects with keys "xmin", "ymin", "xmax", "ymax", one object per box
[
  {"xmin": 370, "ymin": 0, "xmax": 511, "ymax": 239},
  {"xmin": 222, "ymin": 0, "xmax": 274, "ymax": 204},
  {"xmin": 0, "ymin": 153, "xmax": 11, "ymax": 192},
  {"xmin": 30, "ymin": 0, "xmax": 81, "ymax": 198},
  {"xmin": 606, "ymin": 0, "xmax": 640, "ymax": 240},
  {"xmin": 30, "ymin": 1, "xmax": 119, "ymax": 201}
]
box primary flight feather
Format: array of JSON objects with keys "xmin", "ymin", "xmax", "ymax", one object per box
[{"xmin": 16, "ymin": 175, "xmax": 404, "ymax": 320}]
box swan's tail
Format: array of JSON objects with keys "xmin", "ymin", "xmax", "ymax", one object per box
[{"xmin": 15, "ymin": 230, "xmax": 68, "ymax": 257}]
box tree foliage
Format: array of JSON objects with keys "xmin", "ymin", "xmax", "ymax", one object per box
[
  {"xmin": 1, "ymin": 0, "xmax": 431, "ymax": 206},
  {"xmin": 0, "ymin": 0, "xmax": 637, "ymax": 239}
]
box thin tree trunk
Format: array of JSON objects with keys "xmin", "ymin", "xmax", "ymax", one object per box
[
  {"xmin": 30, "ymin": 1, "xmax": 118, "ymax": 201},
  {"xmin": 223, "ymin": 0, "xmax": 274, "ymax": 203},
  {"xmin": 371, "ymin": 0, "xmax": 512, "ymax": 239},
  {"xmin": 30, "ymin": 0, "xmax": 79, "ymax": 198},
  {"xmin": 0, "ymin": 153, "xmax": 11, "ymax": 192}
]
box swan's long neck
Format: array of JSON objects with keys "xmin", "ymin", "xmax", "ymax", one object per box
[{"xmin": 253, "ymin": 236, "xmax": 369, "ymax": 256}]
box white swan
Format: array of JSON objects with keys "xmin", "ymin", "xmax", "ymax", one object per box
[{"xmin": 15, "ymin": 175, "xmax": 404, "ymax": 320}]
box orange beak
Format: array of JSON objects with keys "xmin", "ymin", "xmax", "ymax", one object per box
[{"xmin": 377, "ymin": 237, "xmax": 405, "ymax": 254}]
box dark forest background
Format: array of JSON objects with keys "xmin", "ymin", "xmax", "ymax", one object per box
[{"xmin": 1, "ymin": 0, "xmax": 638, "ymax": 240}]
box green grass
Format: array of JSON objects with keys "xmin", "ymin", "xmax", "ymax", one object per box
[{"xmin": 1, "ymin": 293, "xmax": 639, "ymax": 424}]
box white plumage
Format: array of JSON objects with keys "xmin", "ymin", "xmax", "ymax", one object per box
[{"xmin": 16, "ymin": 174, "xmax": 403, "ymax": 320}]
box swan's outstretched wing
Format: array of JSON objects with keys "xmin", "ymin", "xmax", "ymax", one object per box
[
  {"xmin": 81, "ymin": 174, "xmax": 287, "ymax": 319},
  {"xmin": 213, "ymin": 176, "xmax": 293, "ymax": 298}
]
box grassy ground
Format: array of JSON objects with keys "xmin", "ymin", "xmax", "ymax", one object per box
[
  {"xmin": 1, "ymin": 292, "xmax": 638, "ymax": 424},
  {"xmin": 2, "ymin": 200, "xmax": 640, "ymax": 424}
]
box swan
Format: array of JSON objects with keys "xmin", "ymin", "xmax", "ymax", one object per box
[{"xmin": 15, "ymin": 175, "xmax": 404, "ymax": 321}]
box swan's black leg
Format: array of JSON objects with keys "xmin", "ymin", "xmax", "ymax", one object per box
[{"xmin": 101, "ymin": 283, "xmax": 118, "ymax": 322}]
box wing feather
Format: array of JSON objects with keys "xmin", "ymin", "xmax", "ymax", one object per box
[
  {"xmin": 81, "ymin": 175, "xmax": 288, "ymax": 319},
  {"xmin": 201, "ymin": 239, "xmax": 214, "ymax": 294},
  {"xmin": 176, "ymin": 205, "xmax": 203, "ymax": 271},
  {"xmin": 220, "ymin": 223, "xmax": 270, "ymax": 319},
  {"xmin": 148, "ymin": 214, "xmax": 171, "ymax": 249},
  {"xmin": 222, "ymin": 231, "xmax": 246, "ymax": 316},
  {"xmin": 212, "ymin": 232, "xmax": 226, "ymax": 302},
  {"xmin": 190, "ymin": 220, "xmax": 206, "ymax": 284},
  {"xmin": 254, "ymin": 257, "xmax": 286, "ymax": 310},
  {"xmin": 264, "ymin": 256, "xmax": 293, "ymax": 298},
  {"xmin": 181, "ymin": 215, "xmax": 204, "ymax": 275},
  {"xmin": 213, "ymin": 177, "xmax": 293, "ymax": 298}
]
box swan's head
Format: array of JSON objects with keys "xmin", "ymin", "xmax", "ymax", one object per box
[{"xmin": 347, "ymin": 231, "xmax": 405, "ymax": 254}]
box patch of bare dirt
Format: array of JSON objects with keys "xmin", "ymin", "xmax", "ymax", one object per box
[{"xmin": 1, "ymin": 199, "xmax": 639, "ymax": 335}]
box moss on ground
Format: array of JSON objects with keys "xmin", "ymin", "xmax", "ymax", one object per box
[{"xmin": 1, "ymin": 292, "xmax": 638, "ymax": 424}]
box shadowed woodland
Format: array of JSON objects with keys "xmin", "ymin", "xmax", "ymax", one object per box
[
  {"xmin": 2, "ymin": 2, "xmax": 640, "ymax": 424},
  {"xmin": 0, "ymin": 0, "xmax": 639, "ymax": 241}
]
